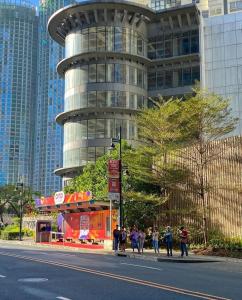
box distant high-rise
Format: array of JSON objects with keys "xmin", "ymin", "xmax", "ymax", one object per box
[
  {"xmin": 33, "ymin": 0, "xmax": 75, "ymax": 195},
  {"xmin": 149, "ymin": 0, "xmax": 209, "ymax": 15},
  {"xmin": 0, "ymin": 0, "xmax": 38, "ymax": 186}
]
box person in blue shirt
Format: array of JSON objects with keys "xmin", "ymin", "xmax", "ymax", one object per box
[{"xmin": 164, "ymin": 226, "xmax": 173, "ymax": 257}]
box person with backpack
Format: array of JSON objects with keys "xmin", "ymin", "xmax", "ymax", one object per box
[
  {"xmin": 179, "ymin": 226, "xmax": 189, "ymax": 256},
  {"xmin": 119, "ymin": 227, "xmax": 127, "ymax": 252}
]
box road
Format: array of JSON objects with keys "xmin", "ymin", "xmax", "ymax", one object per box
[{"xmin": 0, "ymin": 244, "xmax": 241, "ymax": 300}]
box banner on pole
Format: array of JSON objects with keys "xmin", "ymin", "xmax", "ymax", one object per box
[{"xmin": 108, "ymin": 160, "xmax": 120, "ymax": 178}]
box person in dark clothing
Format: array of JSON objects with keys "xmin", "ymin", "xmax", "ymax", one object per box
[
  {"xmin": 119, "ymin": 227, "xmax": 127, "ymax": 252},
  {"xmin": 163, "ymin": 226, "xmax": 173, "ymax": 256},
  {"xmin": 113, "ymin": 225, "xmax": 120, "ymax": 252}
]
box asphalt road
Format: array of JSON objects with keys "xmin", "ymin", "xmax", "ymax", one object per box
[{"xmin": 0, "ymin": 245, "xmax": 241, "ymax": 300}]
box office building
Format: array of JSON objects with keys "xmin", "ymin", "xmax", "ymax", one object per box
[
  {"xmin": 33, "ymin": 0, "xmax": 75, "ymax": 195},
  {"xmin": 47, "ymin": 0, "xmax": 200, "ymax": 185},
  {"xmin": 208, "ymin": 0, "xmax": 242, "ymax": 16},
  {"xmin": 150, "ymin": 0, "xmax": 208, "ymax": 14},
  {"xmin": 201, "ymin": 11, "xmax": 242, "ymax": 134},
  {"xmin": 0, "ymin": 0, "xmax": 38, "ymax": 186}
]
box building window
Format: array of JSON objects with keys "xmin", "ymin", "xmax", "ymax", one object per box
[
  {"xmin": 89, "ymin": 64, "xmax": 97, "ymax": 83},
  {"xmin": 97, "ymin": 64, "xmax": 105, "ymax": 82}
]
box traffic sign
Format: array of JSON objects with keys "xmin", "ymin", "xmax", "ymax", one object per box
[
  {"xmin": 108, "ymin": 193, "xmax": 120, "ymax": 201},
  {"xmin": 112, "ymin": 138, "xmax": 120, "ymax": 143}
]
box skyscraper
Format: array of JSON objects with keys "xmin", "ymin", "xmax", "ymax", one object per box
[
  {"xmin": 33, "ymin": 0, "xmax": 75, "ymax": 195},
  {"xmin": 48, "ymin": 1, "xmax": 200, "ymax": 186},
  {"xmin": 0, "ymin": 0, "xmax": 38, "ymax": 186}
]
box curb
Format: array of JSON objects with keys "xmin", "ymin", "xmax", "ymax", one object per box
[{"xmin": 157, "ymin": 257, "xmax": 221, "ymax": 263}]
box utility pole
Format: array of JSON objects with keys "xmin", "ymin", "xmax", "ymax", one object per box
[{"xmin": 16, "ymin": 182, "xmax": 24, "ymax": 241}]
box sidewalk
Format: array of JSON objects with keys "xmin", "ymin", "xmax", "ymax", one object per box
[{"xmin": 0, "ymin": 239, "xmax": 241, "ymax": 263}]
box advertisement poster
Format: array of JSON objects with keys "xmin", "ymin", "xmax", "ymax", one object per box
[{"xmin": 79, "ymin": 215, "xmax": 90, "ymax": 239}]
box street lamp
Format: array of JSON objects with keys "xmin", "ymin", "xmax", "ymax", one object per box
[
  {"xmin": 109, "ymin": 126, "xmax": 123, "ymax": 228},
  {"xmin": 16, "ymin": 182, "xmax": 24, "ymax": 241}
]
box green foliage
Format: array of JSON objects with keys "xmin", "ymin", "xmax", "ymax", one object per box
[
  {"xmin": 132, "ymin": 88, "xmax": 238, "ymax": 244},
  {"xmin": 64, "ymin": 146, "xmax": 117, "ymax": 199},
  {"xmin": 0, "ymin": 224, "xmax": 34, "ymax": 240},
  {"xmin": 0, "ymin": 225, "xmax": 21, "ymax": 240},
  {"xmin": 209, "ymin": 237, "xmax": 242, "ymax": 251},
  {"xmin": 124, "ymin": 200, "xmax": 159, "ymax": 230}
]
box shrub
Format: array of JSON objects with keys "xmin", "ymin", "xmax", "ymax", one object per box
[
  {"xmin": 1, "ymin": 231, "xmax": 23, "ymax": 240},
  {"xmin": 23, "ymin": 228, "xmax": 34, "ymax": 237},
  {"xmin": 209, "ymin": 237, "xmax": 242, "ymax": 251},
  {"xmin": 0, "ymin": 225, "xmax": 34, "ymax": 240}
]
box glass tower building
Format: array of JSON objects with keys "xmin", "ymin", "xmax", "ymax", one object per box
[
  {"xmin": 0, "ymin": 0, "xmax": 38, "ymax": 186},
  {"xmin": 48, "ymin": 1, "xmax": 200, "ymax": 186},
  {"xmin": 33, "ymin": 0, "xmax": 75, "ymax": 195}
]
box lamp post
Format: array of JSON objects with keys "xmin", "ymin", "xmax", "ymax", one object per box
[
  {"xmin": 16, "ymin": 182, "xmax": 24, "ymax": 241},
  {"xmin": 110, "ymin": 126, "xmax": 123, "ymax": 228}
]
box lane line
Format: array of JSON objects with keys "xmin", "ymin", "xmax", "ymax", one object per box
[
  {"xmin": 0, "ymin": 251, "xmax": 231, "ymax": 300},
  {"xmin": 56, "ymin": 297, "xmax": 72, "ymax": 300},
  {"xmin": 120, "ymin": 262, "xmax": 163, "ymax": 271},
  {"xmin": 0, "ymin": 275, "xmax": 6, "ymax": 278}
]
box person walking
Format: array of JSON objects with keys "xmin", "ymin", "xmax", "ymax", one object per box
[
  {"xmin": 152, "ymin": 227, "xmax": 160, "ymax": 254},
  {"xmin": 138, "ymin": 229, "xmax": 146, "ymax": 254},
  {"xmin": 119, "ymin": 227, "xmax": 127, "ymax": 252},
  {"xmin": 113, "ymin": 225, "xmax": 120, "ymax": 252},
  {"xmin": 164, "ymin": 226, "xmax": 173, "ymax": 256},
  {"xmin": 130, "ymin": 227, "xmax": 139, "ymax": 252},
  {"xmin": 179, "ymin": 226, "xmax": 189, "ymax": 256}
]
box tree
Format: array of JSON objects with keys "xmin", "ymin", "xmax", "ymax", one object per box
[
  {"xmin": 178, "ymin": 88, "xmax": 238, "ymax": 244},
  {"xmin": 124, "ymin": 98, "xmax": 193, "ymax": 227},
  {"xmin": 131, "ymin": 88, "xmax": 238, "ymax": 244},
  {"xmin": 0, "ymin": 185, "xmax": 38, "ymax": 240},
  {"xmin": 64, "ymin": 142, "xmax": 162, "ymax": 228},
  {"xmin": 0, "ymin": 185, "xmax": 16, "ymax": 224}
]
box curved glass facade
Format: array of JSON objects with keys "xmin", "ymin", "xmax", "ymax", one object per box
[
  {"xmin": 63, "ymin": 118, "xmax": 137, "ymax": 167},
  {"xmin": 65, "ymin": 26, "xmax": 147, "ymax": 58},
  {"xmin": 64, "ymin": 62, "xmax": 147, "ymax": 111},
  {"xmin": 65, "ymin": 91, "xmax": 146, "ymax": 111},
  {"xmin": 65, "ymin": 63, "xmax": 147, "ymax": 90}
]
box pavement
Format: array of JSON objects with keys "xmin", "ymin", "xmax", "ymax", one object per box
[
  {"xmin": 0, "ymin": 244, "xmax": 241, "ymax": 300},
  {"xmin": 1, "ymin": 238, "xmax": 241, "ymax": 264}
]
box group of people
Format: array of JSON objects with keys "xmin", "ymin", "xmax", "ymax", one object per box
[
  {"xmin": 113, "ymin": 224, "xmax": 189, "ymax": 257},
  {"xmin": 154, "ymin": 225, "xmax": 189, "ymax": 257},
  {"xmin": 113, "ymin": 225, "xmax": 146, "ymax": 253}
]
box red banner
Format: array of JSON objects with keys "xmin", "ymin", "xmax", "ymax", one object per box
[
  {"xmin": 36, "ymin": 191, "xmax": 92, "ymax": 207},
  {"xmin": 108, "ymin": 160, "xmax": 120, "ymax": 178},
  {"xmin": 108, "ymin": 178, "xmax": 120, "ymax": 193},
  {"xmin": 64, "ymin": 192, "xmax": 92, "ymax": 204}
]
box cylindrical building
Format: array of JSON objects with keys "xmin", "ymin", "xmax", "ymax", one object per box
[
  {"xmin": 0, "ymin": 0, "xmax": 38, "ymax": 186},
  {"xmin": 48, "ymin": 1, "xmax": 153, "ymax": 184}
]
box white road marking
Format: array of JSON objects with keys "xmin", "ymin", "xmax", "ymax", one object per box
[
  {"xmin": 120, "ymin": 262, "xmax": 163, "ymax": 271},
  {"xmin": 0, "ymin": 275, "xmax": 6, "ymax": 278},
  {"xmin": 56, "ymin": 297, "xmax": 72, "ymax": 300}
]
